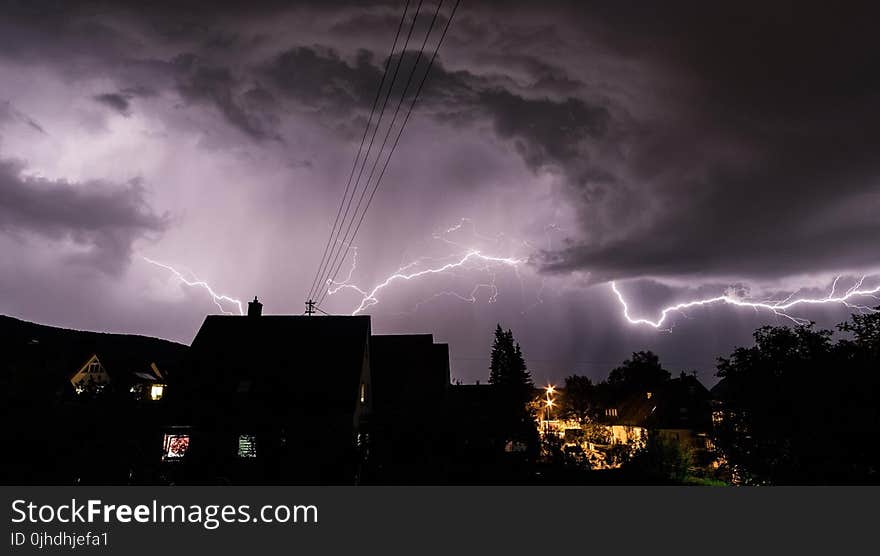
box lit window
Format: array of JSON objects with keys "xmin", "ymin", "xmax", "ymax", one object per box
[
  {"xmin": 646, "ymin": 392, "xmax": 652, "ymax": 399},
  {"xmin": 238, "ymin": 435, "xmax": 257, "ymax": 458},
  {"xmin": 150, "ymin": 384, "xmax": 165, "ymax": 401},
  {"xmin": 162, "ymin": 434, "xmax": 190, "ymax": 461},
  {"xmin": 359, "ymin": 383, "xmax": 367, "ymax": 404},
  {"xmin": 605, "ymin": 408, "xmax": 618, "ymax": 417}
]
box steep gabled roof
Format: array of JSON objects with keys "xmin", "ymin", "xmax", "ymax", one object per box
[{"xmin": 185, "ymin": 315, "xmax": 371, "ymax": 411}]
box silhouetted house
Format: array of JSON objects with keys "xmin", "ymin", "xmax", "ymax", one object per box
[
  {"xmin": 129, "ymin": 363, "xmax": 167, "ymax": 401},
  {"xmin": 597, "ymin": 390, "xmax": 654, "ymax": 445},
  {"xmin": 70, "ymin": 354, "xmax": 111, "ymax": 394},
  {"xmin": 446, "ymin": 383, "xmax": 535, "ymax": 483},
  {"xmin": 366, "ymin": 334, "xmax": 450, "ymax": 482},
  {"xmin": 69, "ymin": 353, "xmax": 169, "ymax": 400},
  {"xmin": 169, "ymin": 304, "xmax": 372, "ymax": 484},
  {"xmin": 594, "ymin": 373, "xmax": 713, "ymax": 460}
]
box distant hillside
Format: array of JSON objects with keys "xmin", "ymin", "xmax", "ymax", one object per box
[{"xmin": 0, "ymin": 314, "xmax": 188, "ymax": 399}]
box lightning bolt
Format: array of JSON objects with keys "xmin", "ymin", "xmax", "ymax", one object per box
[
  {"xmin": 328, "ymin": 250, "xmax": 528, "ymax": 315},
  {"xmin": 142, "ymin": 256, "xmax": 244, "ymax": 315},
  {"xmin": 611, "ymin": 276, "xmax": 880, "ymax": 330},
  {"xmin": 142, "ymin": 222, "xmax": 878, "ymax": 332}
]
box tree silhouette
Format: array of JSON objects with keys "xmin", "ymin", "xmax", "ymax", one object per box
[
  {"xmin": 712, "ymin": 317, "xmax": 880, "ymax": 484},
  {"xmin": 559, "ymin": 375, "xmax": 595, "ymax": 424},
  {"xmin": 607, "ymin": 351, "xmax": 671, "ymax": 393},
  {"xmin": 488, "ymin": 324, "xmax": 536, "ymax": 450},
  {"xmin": 489, "ymin": 324, "xmax": 533, "ymax": 394}
]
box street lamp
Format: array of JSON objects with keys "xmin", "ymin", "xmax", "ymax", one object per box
[{"xmin": 544, "ymin": 387, "xmax": 555, "ymax": 437}]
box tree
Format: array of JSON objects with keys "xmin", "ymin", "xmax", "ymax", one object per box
[
  {"xmin": 607, "ymin": 351, "xmax": 670, "ymax": 393},
  {"xmin": 488, "ymin": 324, "xmax": 536, "ymax": 448},
  {"xmin": 489, "ymin": 325, "xmax": 533, "ymax": 394},
  {"xmin": 711, "ymin": 322, "xmax": 870, "ymax": 484},
  {"xmin": 558, "ymin": 375, "xmax": 595, "ymax": 423}
]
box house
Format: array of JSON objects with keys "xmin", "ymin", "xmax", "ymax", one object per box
[
  {"xmin": 445, "ymin": 383, "xmax": 537, "ymax": 483},
  {"xmin": 551, "ymin": 373, "xmax": 714, "ymax": 469},
  {"xmin": 651, "ymin": 373, "xmax": 713, "ymax": 462},
  {"xmin": 366, "ymin": 334, "xmax": 450, "ymax": 482},
  {"xmin": 70, "ymin": 354, "xmax": 169, "ymax": 400},
  {"xmin": 168, "ymin": 298, "xmax": 373, "ymax": 484},
  {"xmin": 129, "ymin": 363, "xmax": 167, "ymax": 401},
  {"xmin": 70, "ymin": 354, "xmax": 111, "ymax": 394}
]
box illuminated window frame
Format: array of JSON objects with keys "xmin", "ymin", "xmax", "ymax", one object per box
[
  {"xmin": 238, "ymin": 434, "xmax": 257, "ymax": 459},
  {"xmin": 162, "ymin": 433, "xmax": 191, "ymax": 461}
]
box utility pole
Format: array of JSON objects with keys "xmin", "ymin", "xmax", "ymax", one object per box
[{"xmin": 305, "ymin": 299, "xmax": 316, "ymax": 316}]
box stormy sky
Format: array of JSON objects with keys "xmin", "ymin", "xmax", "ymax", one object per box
[{"xmin": 2, "ymin": 0, "xmax": 879, "ymax": 385}]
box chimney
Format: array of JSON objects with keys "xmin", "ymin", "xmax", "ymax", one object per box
[{"xmin": 247, "ymin": 296, "xmax": 262, "ymax": 317}]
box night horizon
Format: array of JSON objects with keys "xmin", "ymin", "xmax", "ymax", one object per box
[{"xmin": 2, "ymin": 0, "xmax": 880, "ymax": 387}]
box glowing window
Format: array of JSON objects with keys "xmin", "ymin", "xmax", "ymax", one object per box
[
  {"xmin": 150, "ymin": 384, "xmax": 165, "ymax": 401},
  {"xmin": 162, "ymin": 434, "xmax": 190, "ymax": 461},
  {"xmin": 238, "ymin": 435, "xmax": 257, "ymax": 458},
  {"xmin": 605, "ymin": 408, "xmax": 618, "ymax": 417}
]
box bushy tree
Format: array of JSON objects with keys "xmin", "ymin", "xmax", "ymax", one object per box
[
  {"xmin": 558, "ymin": 375, "xmax": 595, "ymax": 423},
  {"xmin": 713, "ymin": 316, "xmax": 880, "ymax": 484},
  {"xmin": 607, "ymin": 351, "xmax": 671, "ymax": 393},
  {"xmin": 625, "ymin": 430, "xmax": 693, "ymax": 483}
]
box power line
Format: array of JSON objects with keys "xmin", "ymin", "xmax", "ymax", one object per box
[
  {"xmin": 316, "ymin": 0, "xmax": 444, "ymax": 307},
  {"xmin": 311, "ymin": 1, "xmax": 435, "ymax": 303},
  {"xmin": 317, "ymin": 0, "xmax": 460, "ymax": 308},
  {"xmin": 307, "ymin": 0, "xmax": 418, "ymax": 302}
]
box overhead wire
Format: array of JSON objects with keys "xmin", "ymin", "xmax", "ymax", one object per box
[
  {"xmin": 311, "ymin": 0, "xmax": 431, "ymax": 302},
  {"xmin": 316, "ymin": 0, "xmax": 461, "ymax": 308},
  {"xmin": 307, "ymin": 0, "xmax": 417, "ymax": 301}
]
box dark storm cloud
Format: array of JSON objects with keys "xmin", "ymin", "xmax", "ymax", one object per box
[
  {"xmin": 262, "ymin": 44, "xmax": 614, "ymax": 187},
  {"xmin": 477, "ymin": 89, "xmax": 610, "ymax": 178},
  {"xmin": 529, "ymin": 0, "xmax": 880, "ymax": 282},
  {"xmin": 2, "ymin": 0, "xmax": 878, "ymax": 285},
  {"xmin": 0, "ymin": 157, "xmax": 168, "ymax": 274},
  {"xmin": 173, "ymin": 54, "xmax": 282, "ymax": 141},
  {"xmin": 93, "ymin": 93, "xmax": 132, "ymax": 116},
  {"xmin": 264, "ymin": 46, "xmax": 382, "ymax": 117}
]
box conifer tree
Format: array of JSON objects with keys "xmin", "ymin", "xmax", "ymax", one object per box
[{"xmin": 488, "ymin": 324, "xmax": 536, "ymax": 451}]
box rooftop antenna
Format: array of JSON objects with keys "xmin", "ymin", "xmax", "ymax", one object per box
[{"xmin": 305, "ymin": 299, "xmax": 316, "ymax": 316}]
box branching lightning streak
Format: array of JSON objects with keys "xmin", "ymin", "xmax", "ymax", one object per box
[
  {"xmin": 328, "ymin": 250, "xmax": 527, "ymax": 315},
  {"xmin": 142, "ymin": 256, "xmax": 244, "ymax": 315},
  {"xmin": 143, "ymin": 224, "xmax": 878, "ymax": 331},
  {"xmin": 611, "ymin": 276, "xmax": 880, "ymax": 330}
]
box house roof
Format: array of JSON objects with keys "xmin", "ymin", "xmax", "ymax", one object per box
[
  {"xmin": 186, "ymin": 315, "xmax": 371, "ymax": 411},
  {"xmin": 597, "ymin": 374, "xmax": 712, "ymax": 431},
  {"xmin": 604, "ymin": 391, "xmax": 657, "ymax": 427},
  {"xmin": 370, "ymin": 334, "xmax": 448, "ymax": 411}
]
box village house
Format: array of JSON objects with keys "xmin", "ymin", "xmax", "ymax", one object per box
[
  {"xmin": 538, "ymin": 373, "xmax": 714, "ymax": 469},
  {"xmin": 70, "ymin": 353, "xmax": 168, "ymax": 400},
  {"xmin": 165, "ymin": 297, "xmax": 454, "ymax": 484}
]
